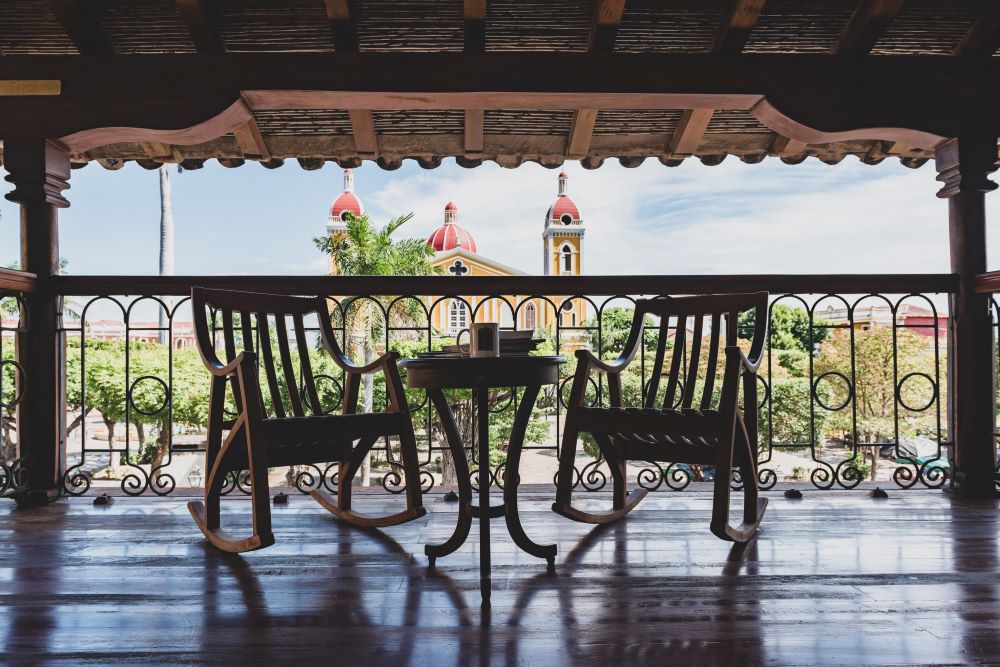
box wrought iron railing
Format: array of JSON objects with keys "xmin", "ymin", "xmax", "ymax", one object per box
[
  {"xmin": 0, "ymin": 292, "xmax": 27, "ymax": 497},
  {"xmin": 51, "ymin": 274, "xmax": 955, "ymax": 495}
]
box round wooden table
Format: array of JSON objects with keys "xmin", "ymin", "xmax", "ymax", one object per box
[{"xmin": 399, "ymin": 354, "xmax": 565, "ymax": 605}]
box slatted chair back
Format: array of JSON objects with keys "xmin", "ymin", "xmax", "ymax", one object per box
[
  {"xmin": 631, "ymin": 293, "xmax": 768, "ymax": 412},
  {"xmin": 192, "ymin": 287, "xmax": 342, "ymax": 420}
]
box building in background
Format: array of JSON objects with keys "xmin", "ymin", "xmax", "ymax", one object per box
[{"xmin": 326, "ymin": 169, "xmax": 589, "ymax": 345}]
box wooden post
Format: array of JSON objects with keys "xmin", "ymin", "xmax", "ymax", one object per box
[
  {"xmin": 3, "ymin": 138, "xmax": 70, "ymax": 505},
  {"xmin": 936, "ymin": 135, "xmax": 998, "ymax": 498}
]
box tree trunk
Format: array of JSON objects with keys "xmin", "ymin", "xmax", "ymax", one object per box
[
  {"xmin": 65, "ymin": 408, "xmax": 89, "ymax": 440},
  {"xmin": 135, "ymin": 422, "xmax": 145, "ymax": 448},
  {"xmin": 158, "ymin": 165, "xmax": 174, "ymax": 345},
  {"xmin": 104, "ymin": 418, "xmax": 118, "ymax": 473},
  {"xmin": 151, "ymin": 418, "xmax": 169, "ymax": 472},
  {"xmin": 360, "ymin": 344, "xmax": 374, "ymax": 486}
]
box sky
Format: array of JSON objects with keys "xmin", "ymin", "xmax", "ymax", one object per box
[{"xmin": 0, "ymin": 155, "xmax": 996, "ymax": 277}]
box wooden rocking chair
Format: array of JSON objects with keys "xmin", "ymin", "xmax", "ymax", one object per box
[
  {"xmin": 188, "ymin": 287, "xmax": 425, "ymax": 553},
  {"xmin": 553, "ymin": 292, "xmax": 770, "ymax": 542}
]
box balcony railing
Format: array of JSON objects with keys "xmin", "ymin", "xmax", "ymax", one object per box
[{"xmin": 0, "ymin": 273, "xmax": 954, "ymax": 498}]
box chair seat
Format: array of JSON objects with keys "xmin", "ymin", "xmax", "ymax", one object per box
[
  {"xmin": 259, "ymin": 411, "xmax": 410, "ymax": 445},
  {"xmin": 576, "ymin": 406, "xmax": 723, "ymax": 447},
  {"xmin": 221, "ymin": 411, "xmax": 409, "ymax": 470}
]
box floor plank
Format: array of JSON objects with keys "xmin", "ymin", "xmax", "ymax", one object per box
[{"xmin": 0, "ymin": 489, "xmax": 997, "ymax": 665}]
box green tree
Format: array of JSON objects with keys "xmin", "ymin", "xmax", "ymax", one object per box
[
  {"xmin": 740, "ymin": 303, "xmax": 830, "ymax": 353},
  {"xmin": 814, "ymin": 327, "xmax": 942, "ymax": 480},
  {"xmin": 314, "ymin": 212, "xmax": 440, "ymax": 485},
  {"xmin": 586, "ymin": 306, "xmax": 659, "ymax": 360}
]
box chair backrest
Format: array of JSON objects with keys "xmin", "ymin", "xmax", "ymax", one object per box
[
  {"xmin": 191, "ymin": 287, "xmax": 343, "ymax": 419},
  {"xmin": 629, "ymin": 292, "xmax": 768, "ymax": 411}
]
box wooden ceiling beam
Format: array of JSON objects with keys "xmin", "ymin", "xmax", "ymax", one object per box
[
  {"xmin": 464, "ymin": 109, "xmax": 483, "ymax": 156},
  {"xmin": 324, "ymin": 0, "xmax": 359, "ymax": 52},
  {"xmin": 954, "ymin": 6, "xmax": 1000, "ymax": 56},
  {"xmin": 46, "ymin": 0, "xmax": 113, "ymax": 55},
  {"xmin": 589, "ymin": 0, "xmax": 626, "ymax": 53},
  {"xmin": 713, "ymin": 0, "xmax": 767, "ymax": 55},
  {"xmin": 832, "ymin": 0, "xmax": 905, "ymax": 56},
  {"xmin": 464, "ymin": 0, "xmax": 487, "ymax": 53},
  {"xmin": 1, "ymin": 54, "xmax": 990, "ymax": 151},
  {"xmin": 567, "ymin": 109, "xmax": 597, "ymax": 158},
  {"xmin": 232, "ymin": 117, "xmax": 271, "ymax": 160},
  {"xmin": 348, "ymin": 109, "xmax": 377, "ymax": 157},
  {"xmin": 668, "ymin": 108, "xmax": 714, "ymax": 155},
  {"xmin": 175, "ymin": 0, "xmax": 225, "ymax": 54}
]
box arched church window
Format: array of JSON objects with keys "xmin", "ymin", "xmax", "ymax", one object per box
[
  {"xmin": 524, "ymin": 303, "xmax": 537, "ymax": 331},
  {"xmin": 562, "ymin": 244, "xmax": 573, "ymax": 273},
  {"xmin": 448, "ymin": 300, "xmax": 468, "ymax": 334}
]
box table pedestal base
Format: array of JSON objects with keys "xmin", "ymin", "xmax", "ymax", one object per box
[{"xmin": 423, "ymin": 384, "xmax": 556, "ymax": 604}]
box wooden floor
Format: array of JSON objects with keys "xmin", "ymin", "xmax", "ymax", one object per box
[{"xmin": 1, "ymin": 488, "xmax": 999, "ymax": 666}]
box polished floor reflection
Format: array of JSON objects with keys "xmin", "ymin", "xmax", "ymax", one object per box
[{"xmin": 0, "ymin": 489, "xmax": 997, "ymax": 665}]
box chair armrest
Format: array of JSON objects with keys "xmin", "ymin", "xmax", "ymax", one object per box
[
  {"xmin": 574, "ymin": 348, "xmax": 631, "ymax": 374},
  {"xmin": 203, "ymin": 350, "xmax": 256, "ymax": 377},
  {"xmin": 725, "ymin": 346, "xmax": 761, "ymax": 375},
  {"xmin": 335, "ymin": 350, "xmax": 401, "ymax": 375}
]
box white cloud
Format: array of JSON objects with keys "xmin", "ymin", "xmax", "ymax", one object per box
[{"xmin": 360, "ymin": 157, "xmax": 952, "ymax": 276}]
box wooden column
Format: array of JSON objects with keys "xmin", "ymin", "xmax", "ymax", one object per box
[
  {"xmin": 3, "ymin": 138, "xmax": 70, "ymax": 505},
  {"xmin": 936, "ymin": 135, "xmax": 998, "ymax": 498}
]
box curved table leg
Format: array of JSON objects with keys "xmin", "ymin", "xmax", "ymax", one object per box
[
  {"xmin": 424, "ymin": 388, "xmax": 473, "ymax": 566},
  {"xmin": 504, "ymin": 384, "xmax": 558, "ymax": 571}
]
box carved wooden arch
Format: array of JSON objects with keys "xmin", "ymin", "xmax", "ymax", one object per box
[
  {"xmin": 58, "ymin": 97, "xmax": 251, "ymax": 154},
  {"xmin": 751, "ymin": 98, "xmax": 946, "ymax": 150}
]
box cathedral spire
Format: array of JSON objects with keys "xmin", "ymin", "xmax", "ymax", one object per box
[
  {"xmin": 343, "ymin": 168, "xmax": 354, "ymax": 193},
  {"xmin": 558, "ymin": 171, "xmax": 568, "ymax": 196}
]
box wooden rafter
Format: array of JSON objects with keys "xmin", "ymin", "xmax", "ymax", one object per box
[
  {"xmin": 348, "ymin": 109, "xmax": 377, "ymax": 157},
  {"xmin": 464, "ymin": 0, "xmax": 487, "ymax": 53},
  {"xmin": 771, "ymin": 134, "xmax": 806, "ymax": 156},
  {"xmin": 713, "ymin": 0, "xmax": 766, "ymax": 55},
  {"xmin": 567, "ymin": 109, "xmax": 597, "ymax": 158},
  {"xmin": 325, "ymin": 0, "xmax": 359, "ymax": 52},
  {"xmin": 140, "ymin": 141, "xmax": 179, "ymax": 163},
  {"xmin": 832, "ymin": 0, "xmax": 905, "ymax": 56},
  {"xmin": 464, "ymin": 109, "xmax": 483, "ymax": 156},
  {"xmin": 954, "ymin": 5, "xmax": 1000, "ymax": 56},
  {"xmin": 668, "ymin": 108, "xmax": 714, "ymax": 156},
  {"xmin": 232, "ymin": 117, "xmax": 271, "ymax": 161},
  {"xmin": 46, "ymin": 0, "xmax": 113, "ymax": 55},
  {"xmin": 589, "ymin": 0, "xmax": 626, "ymax": 53},
  {"xmin": 176, "ymin": 0, "xmax": 225, "ymax": 54}
]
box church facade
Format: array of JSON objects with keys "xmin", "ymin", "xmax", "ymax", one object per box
[{"xmin": 325, "ymin": 169, "xmax": 587, "ymax": 344}]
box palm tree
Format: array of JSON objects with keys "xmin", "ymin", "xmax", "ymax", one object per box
[
  {"xmin": 314, "ymin": 211, "xmax": 440, "ymax": 484},
  {"xmin": 158, "ymin": 165, "xmax": 174, "ymax": 344}
]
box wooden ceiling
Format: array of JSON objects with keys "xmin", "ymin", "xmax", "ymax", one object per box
[{"xmin": 3, "ymin": 0, "xmax": 999, "ymax": 171}]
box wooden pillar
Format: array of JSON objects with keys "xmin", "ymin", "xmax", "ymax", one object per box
[
  {"xmin": 936, "ymin": 135, "xmax": 998, "ymax": 498},
  {"xmin": 3, "ymin": 138, "xmax": 70, "ymax": 505}
]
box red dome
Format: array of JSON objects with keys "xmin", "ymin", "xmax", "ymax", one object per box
[
  {"xmin": 547, "ymin": 195, "xmax": 580, "ymax": 222},
  {"xmin": 445, "ymin": 201, "xmax": 457, "ymax": 211},
  {"xmin": 331, "ymin": 191, "xmax": 363, "ymax": 220},
  {"xmin": 428, "ymin": 223, "xmax": 477, "ymax": 253}
]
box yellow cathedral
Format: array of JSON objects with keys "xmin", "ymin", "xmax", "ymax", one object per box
[{"xmin": 326, "ymin": 169, "xmax": 587, "ymax": 345}]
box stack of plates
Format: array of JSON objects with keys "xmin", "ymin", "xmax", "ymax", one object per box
[
  {"xmin": 436, "ymin": 330, "xmax": 546, "ymax": 356},
  {"xmin": 500, "ymin": 332, "xmax": 544, "ymax": 354}
]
